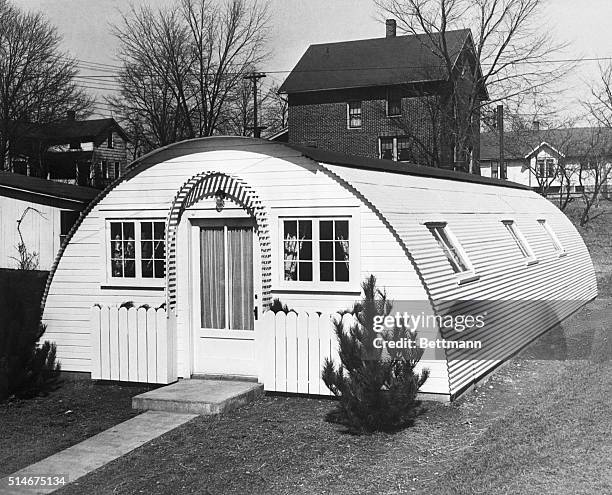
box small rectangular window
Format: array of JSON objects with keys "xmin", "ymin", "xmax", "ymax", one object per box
[
  {"xmin": 380, "ymin": 137, "xmax": 394, "ymax": 160},
  {"xmin": 140, "ymin": 221, "xmax": 166, "ymax": 278},
  {"xmin": 426, "ymin": 223, "xmax": 472, "ymax": 274},
  {"xmin": 347, "ymin": 101, "xmax": 362, "ymax": 128},
  {"xmin": 538, "ymin": 219, "xmax": 565, "ymax": 255},
  {"xmin": 114, "ymin": 161, "xmax": 121, "ymax": 179},
  {"xmin": 503, "ymin": 221, "xmax": 536, "ymax": 262},
  {"xmin": 397, "ymin": 136, "xmax": 412, "ymax": 162},
  {"xmin": 387, "ymin": 89, "xmax": 401, "ymax": 117},
  {"xmin": 491, "ymin": 161, "xmax": 499, "ymax": 179},
  {"xmin": 107, "ymin": 132, "xmax": 114, "ymax": 149},
  {"xmin": 60, "ymin": 210, "xmax": 80, "ymax": 245},
  {"xmin": 110, "ymin": 221, "xmax": 136, "ymax": 278}
]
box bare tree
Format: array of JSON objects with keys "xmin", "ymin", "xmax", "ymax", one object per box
[
  {"xmin": 376, "ymin": 0, "xmax": 572, "ymax": 171},
  {"xmin": 108, "ymin": 0, "xmax": 269, "ymax": 152},
  {"xmin": 262, "ymin": 82, "xmax": 288, "ymax": 137},
  {"xmin": 0, "ymin": 0, "xmax": 92, "ymax": 170}
]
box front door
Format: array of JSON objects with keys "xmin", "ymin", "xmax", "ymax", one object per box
[{"xmin": 193, "ymin": 219, "xmax": 257, "ymax": 376}]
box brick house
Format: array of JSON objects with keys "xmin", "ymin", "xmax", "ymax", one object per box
[
  {"xmin": 278, "ymin": 20, "xmax": 487, "ymax": 172},
  {"xmin": 7, "ymin": 112, "xmax": 130, "ymax": 189}
]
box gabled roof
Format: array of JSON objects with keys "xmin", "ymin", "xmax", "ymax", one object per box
[
  {"xmin": 0, "ymin": 172, "xmax": 98, "ymax": 209},
  {"xmin": 14, "ymin": 118, "xmax": 130, "ymax": 145},
  {"xmin": 279, "ymin": 30, "xmax": 475, "ymax": 94},
  {"xmin": 481, "ymin": 127, "xmax": 612, "ymax": 161}
]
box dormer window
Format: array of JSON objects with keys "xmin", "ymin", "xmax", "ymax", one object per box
[{"xmin": 536, "ymin": 158, "xmax": 555, "ymax": 178}]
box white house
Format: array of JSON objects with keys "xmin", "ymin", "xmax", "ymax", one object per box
[
  {"xmin": 480, "ymin": 128, "xmax": 612, "ymax": 197},
  {"xmin": 0, "ymin": 172, "xmax": 98, "ymax": 270},
  {"xmin": 41, "ymin": 137, "xmax": 597, "ymax": 401}
]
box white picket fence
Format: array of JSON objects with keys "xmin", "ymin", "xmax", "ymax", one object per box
[
  {"xmin": 89, "ymin": 305, "xmax": 175, "ymax": 384},
  {"xmin": 255, "ymin": 311, "xmax": 355, "ymax": 395}
]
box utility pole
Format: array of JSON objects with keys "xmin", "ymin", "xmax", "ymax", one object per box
[
  {"xmin": 497, "ymin": 104, "xmax": 505, "ymax": 180},
  {"xmin": 243, "ymin": 72, "xmax": 267, "ymax": 138}
]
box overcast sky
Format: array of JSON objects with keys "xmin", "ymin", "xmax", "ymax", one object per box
[{"xmin": 12, "ymin": 0, "xmax": 612, "ymax": 122}]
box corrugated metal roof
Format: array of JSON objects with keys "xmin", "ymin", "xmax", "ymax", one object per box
[{"xmin": 279, "ymin": 30, "xmax": 471, "ymax": 93}]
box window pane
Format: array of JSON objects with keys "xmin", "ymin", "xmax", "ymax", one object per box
[
  {"xmin": 320, "ymin": 262, "xmax": 333, "ymax": 281},
  {"xmin": 154, "ymin": 260, "xmax": 165, "ymax": 278},
  {"xmin": 124, "ymin": 260, "xmax": 136, "ymax": 278},
  {"xmin": 110, "ymin": 222, "xmax": 122, "ymax": 238},
  {"xmin": 335, "ymin": 241, "xmax": 349, "ymax": 261},
  {"xmin": 154, "ymin": 240, "xmax": 165, "ymax": 258},
  {"xmin": 112, "ymin": 259, "xmax": 123, "ymax": 277},
  {"xmin": 300, "ymin": 240, "xmax": 312, "ymax": 260},
  {"xmin": 141, "ymin": 222, "xmax": 152, "ymax": 239},
  {"xmin": 320, "ymin": 221, "xmax": 333, "ymax": 240},
  {"xmin": 123, "ymin": 222, "xmax": 134, "ymax": 238},
  {"xmin": 124, "ymin": 240, "xmax": 135, "ymax": 259},
  {"xmin": 284, "ymin": 220, "xmax": 297, "ymax": 238},
  {"xmin": 142, "ymin": 259, "xmax": 154, "ymax": 278},
  {"xmin": 335, "ymin": 262, "xmax": 349, "ymax": 282},
  {"xmin": 298, "ymin": 220, "xmax": 312, "ymax": 239},
  {"xmin": 142, "ymin": 241, "xmax": 153, "ymax": 259},
  {"xmin": 320, "ymin": 241, "xmax": 333, "ymax": 261},
  {"xmin": 427, "ymin": 225, "xmax": 470, "ymax": 273},
  {"xmin": 284, "ymin": 261, "xmax": 297, "ymax": 281},
  {"xmin": 299, "ymin": 262, "xmax": 313, "ymax": 281},
  {"xmin": 380, "ymin": 138, "xmax": 394, "ymax": 160},
  {"xmin": 335, "ymin": 220, "xmax": 349, "ymax": 240},
  {"xmin": 154, "ymin": 222, "xmax": 164, "ymax": 239}
]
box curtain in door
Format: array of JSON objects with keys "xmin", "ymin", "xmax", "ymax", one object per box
[
  {"xmin": 227, "ymin": 227, "xmax": 254, "ymax": 330},
  {"xmin": 200, "ymin": 227, "xmax": 225, "ymax": 328}
]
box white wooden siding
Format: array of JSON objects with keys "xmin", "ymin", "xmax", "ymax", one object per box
[{"xmin": 0, "ymin": 195, "xmax": 62, "ymax": 270}]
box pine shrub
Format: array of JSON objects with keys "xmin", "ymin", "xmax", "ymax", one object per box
[
  {"xmin": 322, "ymin": 275, "xmax": 429, "ymax": 433},
  {"xmin": 0, "ymin": 281, "xmax": 61, "ymax": 401}
]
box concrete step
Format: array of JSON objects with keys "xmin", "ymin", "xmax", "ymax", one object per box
[{"xmin": 132, "ymin": 379, "xmax": 264, "ymax": 415}]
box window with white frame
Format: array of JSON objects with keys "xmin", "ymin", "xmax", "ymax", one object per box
[
  {"xmin": 347, "ymin": 101, "xmax": 362, "ymax": 128},
  {"xmin": 426, "ymin": 222, "xmax": 473, "ymax": 274},
  {"xmin": 282, "ymin": 218, "xmax": 350, "ymax": 283},
  {"xmin": 536, "ymin": 158, "xmax": 556, "ymax": 178},
  {"xmin": 109, "ymin": 220, "xmax": 166, "ymax": 279},
  {"xmin": 503, "ymin": 220, "xmax": 536, "ymax": 262},
  {"xmin": 380, "ymin": 137, "xmax": 394, "ymax": 160},
  {"xmin": 538, "ymin": 219, "xmax": 565, "ymax": 255}
]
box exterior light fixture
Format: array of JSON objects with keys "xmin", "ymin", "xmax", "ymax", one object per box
[{"xmin": 214, "ymin": 189, "xmax": 226, "ymax": 212}]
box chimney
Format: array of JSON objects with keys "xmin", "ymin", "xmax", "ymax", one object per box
[
  {"xmin": 386, "ymin": 19, "xmax": 396, "ymax": 38},
  {"xmin": 66, "ymin": 110, "xmax": 76, "ymax": 121},
  {"xmin": 532, "ymin": 120, "xmax": 540, "ymax": 131}
]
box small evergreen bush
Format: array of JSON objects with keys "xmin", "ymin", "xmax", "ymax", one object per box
[
  {"xmin": 322, "ymin": 275, "xmax": 429, "ymax": 433},
  {"xmin": 0, "ymin": 282, "xmax": 61, "ymax": 401}
]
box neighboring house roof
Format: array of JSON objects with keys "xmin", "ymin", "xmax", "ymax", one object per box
[
  {"xmin": 0, "ymin": 171, "xmax": 98, "ymax": 209},
  {"xmin": 481, "ymin": 127, "xmax": 612, "ymax": 161},
  {"xmin": 14, "ymin": 118, "xmax": 130, "ymax": 146},
  {"xmin": 279, "ymin": 29, "xmax": 477, "ymax": 94}
]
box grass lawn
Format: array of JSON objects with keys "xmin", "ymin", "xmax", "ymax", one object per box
[
  {"xmin": 0, "ymin": 380, "xmax": 155, "ymax": 478},
  {"xmin": 56, "ymin": 201, "xmax": 612, "ymax": 495}
]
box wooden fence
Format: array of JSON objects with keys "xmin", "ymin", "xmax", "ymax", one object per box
[
  {"xmin": 255, "ymin": 311, "xmax": 355, "ymax": 395},
  {"xmin": 90, "ymin": 305, "xmax": 175, "ymax": 384}
]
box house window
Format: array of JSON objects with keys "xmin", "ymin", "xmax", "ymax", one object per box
[
  {"xmin": 102, "ymin": 160, "xmax": 110, "ymax": 179},
  {"xmin": 379, "ymin": 136, "xmax": 413, "ymax": 162},
  {"xmin": 60, "ymin": 210, "xmax": 80, "ymax": 245},
  {"xmin": 491, "ymin": 161, "xmax": 499, "ymax": 179},
  {"xmin": 109, "ymin": 220, "xmax": 165, "ymax": 279},
  {"xmin": 426, "ymin": 223, "xmax": 472, "ymax": 274},
  {"xmin": 380, "ymin": 137, "xmax": 394, "ymax": 160},
  {"xmin": 538, "ymin": 219, "xmax": 565, "ymax": 255},
  {"xmin": 397, "ymin": 136, "xmax": 412, "ymax": 162},
  {"xmin": 503, "ymin": 220, "xmax": 536, "ymax": 263},
  {"xmin": 114, "ymin": 161, "xmax": 121, "ymax": 179},
  {"xmin": 107, "ymin": 131, "xmax": 114, "ymax": 149},
  {"xmin": 347, "ymin": 101, "xmax": 362, "ymax": 128},
  {"xmin": 282, "ymin": 218, "xmax": 350, "ymax": 284},
  {"xmin": 536, "ymin": 158, "xmax": 555, "ymax": 178},
  {"xmin": 387, "ymin": 89, "xmax": 401, "ymax": 117}
]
